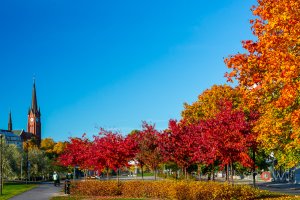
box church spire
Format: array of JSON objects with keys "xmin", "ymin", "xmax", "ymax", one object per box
[
  {"xmin": 31, "ymin": 79, "xmax": 38, "ymax": 113},
  {"xmin": 8, "ymin": 111, "xmax": 12, "ymax": 131},
  {"xmin": 27, "ymin": 78, "xmax": 42, "ymax": 146}
]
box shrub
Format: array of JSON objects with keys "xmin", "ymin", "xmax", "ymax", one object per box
[
  {"xmin": 71, "ymin": 180, "xmax": 120, "ymax": 196},
  {"xmin": 122, "ymin": 181, "xmax": 171, "ymax": 199},
  {"xmin": 70, "ymin": 180, "xmax": 288, "ymax": 200}
]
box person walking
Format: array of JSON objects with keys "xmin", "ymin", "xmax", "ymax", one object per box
[
  {"xmin": 64, "ymin": 172, "xmax": 73, "ymax": 194},
  {"xmin": 53, "ymin": 171, "xmax": 58, "ymax": 186},
  {"xmin": 57, "ymin": 173, "xmax": 61, "ymax": 186},
  {"xmin": 66, "ymin": 172, "xmax": 73, "ymax": 180}
]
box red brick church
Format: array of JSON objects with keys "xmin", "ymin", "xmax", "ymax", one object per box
[
  {"xmin": 1, "ymin": 81, "xmax": 42, "ymax": 147},
  {"xmin": 27, "ymin": 80, "xmax": 42, "ymax": 145}
]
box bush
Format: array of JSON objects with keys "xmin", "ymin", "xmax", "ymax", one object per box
[
  {"xmin": 70, "ymin": 180, "xmax": 287, "ymax": 200},
  {"xmin": 71, "ymin": 180, "xmax": 120, "ymax": 196}
]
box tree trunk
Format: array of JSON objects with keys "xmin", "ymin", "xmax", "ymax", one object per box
[
  {"xmin": 106, "ymin": 167, "xmax": 109, "ymax": 180},
  {"xmin": 231, "ymin": 162, "xmax": 234, "ymax": 185},
  {"xmin": 226, "ymin": 164, "xmax": 229, "ymax": 183},
  {"xmin": 198, "ymin": 165, "xmax": 202, "ymax": 181},
  {"xmin": 117, "ymin": 168, "xmax": 120, "ymax": 185},
  {"xmin": 154, "ymin": 167, "xmax": 157, "ymax": 181},
  {"xmin": 141, "ymin": 164, "xmax": 144, "ymax": 180},
  {"xmin": 212, "ymin": 168, "xmax": 215, "ymax": 181}
]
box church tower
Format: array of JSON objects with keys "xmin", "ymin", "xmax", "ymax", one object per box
[{"xmin": 27, "ymin": 80, "xmax": 41, "ymax": 144}]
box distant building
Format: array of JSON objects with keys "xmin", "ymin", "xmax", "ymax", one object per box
[
  {"xmin": 1, "ymin": 80, "xmax": 42, "ymax": 148},
  {"xmin": 0, "ymin": 129, "xmax": 22, "ymax": 149}
]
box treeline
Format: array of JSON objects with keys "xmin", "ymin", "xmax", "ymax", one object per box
[
  {"xmin": 58, "ymin": 85, "xmax": 263, "ymax": 182},
  {"xmin": 60, "ymin": 0, "xmax": 300, "ymax": 181},
  {"xmin": 2, "ymin": 138, "xmax": 66, "ymax": 181}
]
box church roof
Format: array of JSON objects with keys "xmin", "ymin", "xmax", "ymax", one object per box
[
  {"xmin": 0, "ymin": 129, "xmax": 21, "ymax": 137},
  {"xmin": 8, "ymin": 111, "xmax": 12, "ymax": 125},
  {"xmin": 31, "ymin": 80, "xmax": 38, "ymax": 113},
  {"xmin": 8, "ymin": 111, "xmax": 13, "ymax": 131},
  {"xmin": 11, "ymin": 130, "xmax": 24, "ymax": 136}
]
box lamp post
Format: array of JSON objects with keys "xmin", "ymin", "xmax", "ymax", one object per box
[
  {"xmin": 252, "ymin": 147, "xmax": 256, "ymax": 187},
  {"xmin": 0, "ymin": 134, "xmax": 3, "ymax": 195},
  {"xmin": 20, "ymin": 158, "xmax": 23, "ymax": 181},
  {"xmin": 25, "ymin": 141, "xmax": 29, "ymax": 184}
]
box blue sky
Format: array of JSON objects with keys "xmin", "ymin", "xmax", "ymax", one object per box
[{"xmin": 0, "ymin": 0, "xmax": 256, "ymax": 141}]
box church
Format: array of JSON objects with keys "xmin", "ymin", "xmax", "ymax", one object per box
[{"xmin": 0, "ymin": 81, "xmax": 42, "ymax": 148}]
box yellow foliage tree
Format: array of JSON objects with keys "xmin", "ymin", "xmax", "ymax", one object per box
[
  {"xmin": 53, "ymin": 141, "xmax": 67, "ymax": 155},
  {"xmin": 41, "ymin": 138, "xmax": 55, "ymax": 154},
  {"xmin": 182, "ymin": 84, "xmax": 244, "ymax": 123}
]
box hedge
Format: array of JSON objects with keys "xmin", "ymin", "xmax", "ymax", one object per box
[{"xmin": 69, "ymin": 180, "xmax": 290, "ymax": 200}]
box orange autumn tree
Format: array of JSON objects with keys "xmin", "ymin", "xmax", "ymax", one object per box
[{"xmin": 225, "ymin": 0, "xmax": 300, "ymax": 167}]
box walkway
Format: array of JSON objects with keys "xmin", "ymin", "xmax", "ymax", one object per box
[
  {"xmin": 257, "ymin": 182, "xmax": 300, "ymax": 195},
  {"xmin": 9, "ymin": 182, "xmax": 65, "ymax": 200},
  {"xmin": 208, "ymin": 177, "xmax": 300, "ymax": 195}
]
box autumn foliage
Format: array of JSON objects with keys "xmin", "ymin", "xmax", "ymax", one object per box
[
  {"xmin": 160, "ymin": 120, "xmax": 197, "ymax": 178},
  {"xmin": 91, "ymin": 128, "xmax": 135, "ymax": 175},
  {"xmin": 129, "ymin": 122, "xmax": 163, "ymax": 179},
  {"xmin": 70, "ymin": 180, "xmax": 284, "ymax": 200},
  {"xmin": 197, "ymin": 101, "xmax": 253, "ymax": 168},
  {"xmin": 58, "ymin": 134, "xmax": 92, "ymax": 170},
  {"xmin": 182, "ymin": 85, "xmax": 244, "ymax": 123},
  {"xmin": 225, "ymin": 0, "xmax": 300, "ymax": 167},
  {"xmin": 58, "ymin": 107, "xmax": 256, "ymax": 179},
  {"xmin": 57, "ymin": 0, "xmax": 300, "ymax": 181}
]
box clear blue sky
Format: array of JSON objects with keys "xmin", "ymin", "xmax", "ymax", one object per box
[{"xmin": 0, "ymin": 0, "xmax": 256, "ymax": 141}]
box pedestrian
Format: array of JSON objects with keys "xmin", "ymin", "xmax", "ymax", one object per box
[
  {"xmin": 57, "ymin": 173, "xmax": 61, "ymax": 186},
  {"xmin": 66, "ymin": 172, "xmax": 73, "ymax": 180},
  {"xmin": 53, "ymin": 171, "xmax": 58, "ymax": 186},
  {"xmin": 64, "ymin": 172, "xmax": 72, "ymax": 194}
]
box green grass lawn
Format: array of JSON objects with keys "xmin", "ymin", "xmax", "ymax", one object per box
[
  {"xmin": 0, "ymin": 182, "xmax": 37, "ymax": 200},
  {"xmin": 136, "ymin": 172, "xmax": 153, "ymax": 177}
]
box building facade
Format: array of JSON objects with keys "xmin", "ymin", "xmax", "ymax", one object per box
[{"xmin": 0, "ymin": 129, "xmax": 22, "ymax": 149}]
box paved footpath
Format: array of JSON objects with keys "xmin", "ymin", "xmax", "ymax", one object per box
[
  {"xmin": 257, "ymin": 182, "xmax": 300, "ymax": 196},
  {"xmin": 9, "ymin": 182, "xmax": 66, "ymax": 200}
]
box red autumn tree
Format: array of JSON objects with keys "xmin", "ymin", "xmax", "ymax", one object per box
[
  {"xmin": 193, "ymin": 101, "xmax": 253, "ymax": 182},
  {"xmin": 127, "ymin": 130, "xmax": 148, "ymax": 179},
  {"xmin": 58, "ymin": 134, "xmax": 92, "ymax": 171},
  {"xmin": 214, "ymin": 101, "xmax": 252, "ymax": 166},
  {"xmin": 192, "ymin": 120, "xmax": 220, "ymax": 180},
  {"xmin": 91, "ymin": 128, "xmax": 133, "ymax": 180},
  {"xmin": 135, "ymin": 122, "xmax": 163, "ymax": 180},
  {"xmin": 160, "ymin": 120, "xmax": 196, "ymax": 179}
]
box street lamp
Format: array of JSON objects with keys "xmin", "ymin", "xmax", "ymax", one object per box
[
  {"xmin": 20, "ymin": 158, "xmax": 23, "ymax": 181},
  {"xmin": 25, "ymin": 141, "xmax": 29, "ymax": 184},
  {"xmin": 0, "ymin": 134, "xmax": 3, "ymax": 195}
]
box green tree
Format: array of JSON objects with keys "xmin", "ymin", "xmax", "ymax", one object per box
[
  {"xmin": 3, "ymin": 144, "xmax": 22, "ymax": 180},
  {"xmin": 28, "ymin": 147, "xmax": 51, "ymax": 181}
]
